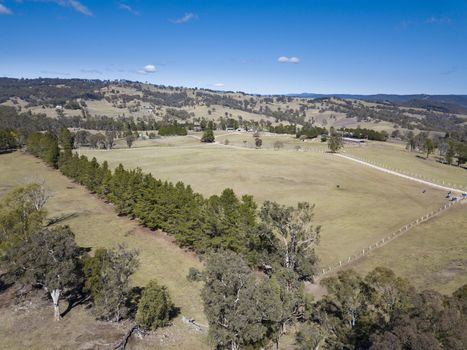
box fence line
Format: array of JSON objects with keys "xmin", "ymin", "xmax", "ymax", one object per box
[
  {"xmin": 313, "ymin": 198, "xmax": 465, "ymax": 282},
  {"xmin": 338, "ymin": 153, "xmax": 467, "ymax": 192}
]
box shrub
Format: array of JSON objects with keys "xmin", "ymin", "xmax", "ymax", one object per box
[
  {"xmin": 136, "ymin": 280, "xmax": 174, "ymax": 330},
  {"xmin": 186, "ymin": 267, "xmax": 203, "ymax": 282},
  {"xmin": 201, "ymin": 129, "xmax": 215, "ymax": 143}
]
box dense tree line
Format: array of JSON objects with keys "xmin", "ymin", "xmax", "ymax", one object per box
[
  {"xmin": 0, "ymin": 105, "xmax": 134, "ymax": 133},
  {"xmin": 339, "ymin": 127, "xmax": 388, "ymax": 141},
  {"xmin": 158, "ymin": 122, "xmax": 188, "ymax": 136},
  {"xmin": 296, "ymin": 125, "xmax": 327, "ymax": 139},
  {"xmin": 269, "ymin": 123, "xmax": 297, "ymax": 134},
  {"xmin": 0, "ymin": 78, "xmax": 104, "ymax": 105}
]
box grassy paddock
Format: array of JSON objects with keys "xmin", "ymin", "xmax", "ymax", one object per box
[
  {"xmin": 0, "ymin": 151, "xmax": 209, "ymax": 350},
  {"xmin": 350, "ymin": 202, "xmax": 467, "ymax": 294},
  {"xmin": 343, "ymin": 141, "xmax": 467, "ymax": 189},
  {"xmin": 80, "ymin": 138, "xmax": 449, "ymax": 268}
]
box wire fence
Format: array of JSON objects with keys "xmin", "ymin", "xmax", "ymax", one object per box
[
  {"xmin": 313, "ymin": 198, "xmax": 465, "ymax": 282},
  {"xmin": 339, "ymin": 153, "xmax": 467, "ymax": 192}
]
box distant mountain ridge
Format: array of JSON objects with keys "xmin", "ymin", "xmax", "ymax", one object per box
[{"xmin": 289, "ymin": 93, "xmax": 467, "ymax": 114}]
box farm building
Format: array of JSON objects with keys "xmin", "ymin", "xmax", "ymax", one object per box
[{"xmin": 343, "ymin": 137, "xmax": 366, "ymax": 145}]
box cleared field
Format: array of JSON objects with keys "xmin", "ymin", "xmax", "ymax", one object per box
[
  {"xmin": 0, "ymin": 152, "xmax": 209, "ymax": 350},
  {"xmin": 343, "ymin": 141, "xmax": 467, "ymax": 190},
  {"xmin": 350, "ymin": 202, "xmax": 467, "ymax": 294},
  {"xmin": 81, "ymin": 138, "xmax": 450, "ymax": 268},
  {"xmin": 214, "ymin": 132, "xmax": 325, "ymax": 150}
]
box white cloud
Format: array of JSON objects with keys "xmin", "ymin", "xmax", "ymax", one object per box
[
  {"xmin": 143, "ymin": 64, "xmax": 156, "ymax": 73},
  {"xmin": 0, "ymin": 4, "xmax": 13, "ymax": 15},
  {"xmin": 426, "ymin": 16, "xmax": 452, "ymax": 25},
  {"xmin": 118, "ymin": 3, "xmax": 139, "ymax": 16},
  {"xmin": 213, "ymin": 83, "xmax": 225, "ymax": 87},
  {"xmin": 172, "ymin": 12, "xmax": 198, "ymax": 24},
  {"xmin": 54, "ymin": 0, "xmax": 93, "ymax": 16},
  {"xmin": 277, "ymin": 56, "xmax": 300, "ymax": 64},
  {"xmin": 29, "ymin": 1, "xmax": 93, "ymax": 16},
  {"xmin": 137, "ymin": 64, "xmax": 157, "ymax": 74}
]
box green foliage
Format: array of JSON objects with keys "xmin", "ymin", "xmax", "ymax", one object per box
[
  {"xmin": 328, "ymin": 133, "xmax": 343, "ymax": 153},
  {"xmin": 158, "ymin": 123, "xmax": 188, "ymax": 136},
  {"xmin": 2, "ymin": 225, "xmax": 84, "ymax": 320},
  {"xmin": 26, "ymin": 132, "xmax": 60, "ymax": 167},
  {"xmin": 202, "ymin": 251, "xmax": 268, "ymax": 349},
  {"xmin": 302, "ymin": 268, "xmax": 467, "ymax": 350},
  {"xmin": 125, "ymin": 133, "xmax": 135, "ymax": 148},
  {"xmin": 186, "ymin": 267, "xmax": 203, "ymax": 282},
  {"xmin": 136, "ymin": 280, "xmax": 174, "ymax": 330},
  {"xmin": 4, "ymin": 226, "xmax": 82, "ymax": 289},
  {"xmin": 83, "ymin": 246, "xmax": 139, "ymax": 322},
  {"xmin": 338, "ymin": 127, "xmax": 388, "ymax": 141},
  {"xmin": 0, "ymin": 128, "xmax": 17, "ymax": 151},
  {"xmin": 0, "ymin": 184, "xmax": 48, "ymax": 253},
  {"xmin": 422, "ymin": 138, "xmax": 435, "ymax": 158},
  {"xmin": 259, "ymin": 201, "xmax": 320, "ymax": 281},
  {"xmin": 269, "ymin": 123, "xmax": 296, "ymax": 134},
  {"xmin": 450, "ymin": 140, "xmax": 467, "ymax": 166},
  {"xmin": 201, "ymin": 128, "xmax": 215, "ymax": 143},
  {"xmin": 57, "ymin": 150, "xmax": 260, "ymax": 255},
  {"xmin": 58, "ymin": 127, "xmax": 74, "ymax": 152},
  {"xmin": 296, "ymin": 125, "xmax": 327, "ymax": 139}
]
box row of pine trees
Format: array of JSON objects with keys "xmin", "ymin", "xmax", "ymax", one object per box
[{"xmin": 26, "ymin": 131, "xmax": 259, "ymax": 255}]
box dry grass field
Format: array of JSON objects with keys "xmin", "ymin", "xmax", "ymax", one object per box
[
  {"xmin": 0, "ymin": 152, "xmax": 209, "ymax": 350},
  {"xmin": 1, "ymin": 135, "xmax": 465, "ymax": 348},
  {"xmin": 80, "ymin": 136, "xmax": 453, "ymax": 271},
  {"xmin": 350, "ymin": 202, "xmax": 467, "ymax": 294},
  {"xmin": 344, "ymin": 141, "xmax": 467, "ymax": 190}
]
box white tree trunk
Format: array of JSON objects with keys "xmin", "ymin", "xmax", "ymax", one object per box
[{"xmin": 51, "ymin": 289, "xmax": 61, "ymax": 321}]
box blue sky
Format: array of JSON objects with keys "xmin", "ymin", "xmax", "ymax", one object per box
[{"xmin": 0, "ymin": 0, "xmax": 466, "ymax": 94}]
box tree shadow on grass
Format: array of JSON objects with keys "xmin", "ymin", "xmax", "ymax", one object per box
[{"xmin": 60, "ymin": 292, "xmax": 91, "ymax": 318}]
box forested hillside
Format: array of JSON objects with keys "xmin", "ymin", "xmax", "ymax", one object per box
[{"xmin": 1, "ymin": 78, "xmax": 466, "ymax": 143}]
